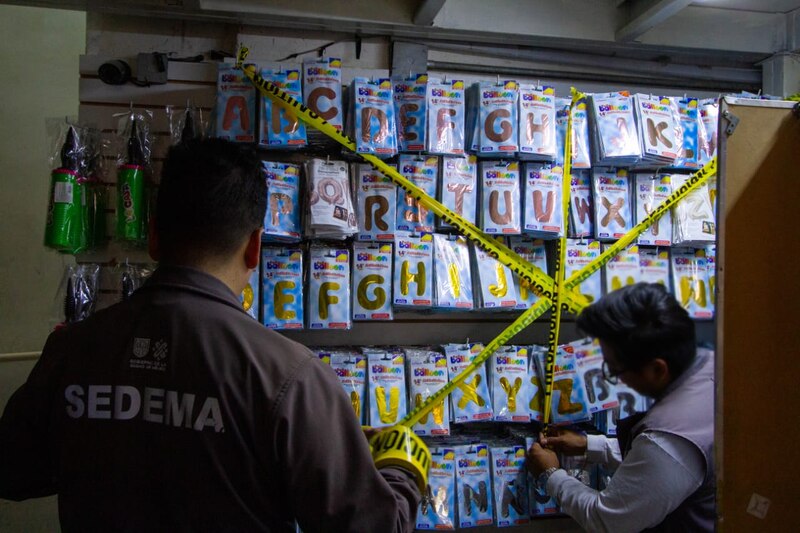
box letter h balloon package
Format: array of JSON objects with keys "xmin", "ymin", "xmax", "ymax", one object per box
[
  {"xmin": 393, "ymin": 231, "xmax": 434, "ymax": 308},
  {"xmin": 518, "ymin": 85, "xmax": 557, "ymax": 161}
]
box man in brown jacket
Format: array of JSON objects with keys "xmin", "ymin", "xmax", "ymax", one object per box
[{"xmin": 0, "ymin": 138, "xmax": 422, "ymax": 532}]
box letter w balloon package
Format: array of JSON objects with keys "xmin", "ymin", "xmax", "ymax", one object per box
[
  {"xmin": 302, "ymin": 57, "xmax": 343, "ymax": 132},
  {"xmin": 307, "ymin": 246, "xmax": 351, "ymax": 329},
  {"xmin": 407, "ymin": 349, "xmax": 450, "ymax": 436},
  {"xmin": 352, "ymin": 241, "xmax": 393, "ymax": 321},
  {"xmin": 261, "ymin": 247, "xmax": 303, "ymax": 329},
  {"xmin": 491, "ymin": 446, "xmax": 530, "ymax": 527},
  {"xmin": 393, "ymin": 231, "xmax": 434, "ymax": 308},
  {"xmin": 446, "ymin": 343, "xmax": 494, "ymax": 423},
  {"xmin": 368, "ymin": 351, "xmax": 407, "ymax": 428},
  {"xmin": 259, "ymin": 68, "xmax": 307, "ymax": 149},
  {"xmin": 456, "ymin": 444, "xmax": 494, "ymax": 528},
  {"xmin": 518, "ymin": 85, "xmax": 556, "ymax": 161},
  {"xmin": 416, "ymin": 447, "xmax": 457, "ymax": 530}
]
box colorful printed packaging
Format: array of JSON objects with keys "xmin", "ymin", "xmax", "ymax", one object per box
[
  {"xmin": 303, "ymin": 57, "xmax": 343, "ymax": 132},
  {"xmin": 259, "ymin": 68, "xmax": 307, "ymax": 148},
  {"xmin": 351, "ymin": 77, "xmax": 398, "ymax": 157},
  {"xmin": 445, "ymin": 343, "xmax": 493, "ymax": 423},
  {"xmin": 393, "ymin": 231, "xmax": 434, "ymax": 308},
  {"xmin": 433, "ymin": 234, "xmax": 474, "ymax": 310},
  {"xmin": 329, "ymin": 353, "xmax": 367, "ymax": 424},
  {"xmin": 306, "ymin": 158, "xmax": 358, "ymax": 239},
  {"xmin": 605, "ymin": 382, "xmax": 650, "ymax": 436},
  {"xmin": 261, "ymin": 247, "xmax": 303, "ymax": 329},
  {"xmin": 480, "ymin": 160, "xmax": 521, "ymax": 234},
  {"xmin": 393, "ymin": 74, "xmax": 427, "ymax": 152},
  {"xmin": 705, "ymin": 244, "xmax": 716, "ymax": 315},
  {"xmin": 550, "ymin": 345, "xmax": 591, "ymax": 425},
  {"xmin": 518, "ymin": 85, "xmax": 556, "ymax": 160},
  {"xmin": 396, "ymin": 155, "xmax": 438, "ymax": 232},
  {"xmin": 571, "ymin": 337, "xmax": 619, "ymax": 414},
  {"xmin": 426, "ymin": 79, "xmax": 466, "ymax": 155},
  {"xmin": 263, "ymin": 162, "xmax": 302, "ymax": 242},
  {"xmin": 522, "ymin": 162, "xmax": 563, "ymax": 238},
  {"xmin": 528, "ymin": 345, "xmax": 548, "ymax": 422},
  {"xmin": 635, "ymin": 173, "xmax": 672, "ymax": 246},
  {"xmin": 240, "ymin": 267, "xmax": 260, "ymax": 321},
  {"xmin": 438, "ymin": 155, "xmax": 478, "ymax": 229},
  {"xmin": 473, "ymin": 241, "xmax": 520, "ymax": 309},
  {"xmin": 639, "ymin": 247, "xmax": 671, "ymax": 290},
  {"xmin": 407, "ymin": 349, "xmax": 450, "ymax": 436},
  {"xmin": 603, "ymin": 243, "xmax": 641, "ymax": 295},
  {"xmin": 634, "ymin": 94, "xmax": 678, "ymax": 166},
  {"xmin": 367, "ymin": 351, "xmax": 407, "ymax": 428},
  {"xmin": 672, "ymin": 97, "xmax": 700, "ymax": 169},
  {"xmin": 491, "ymin": 346, "xmax": 532, "ymax": 422},
  {"xmin": 491, "ymin": 446, "xmax": 530, "ymax": 527},
  {"xmin": 565, "ymin": 239, "xmax": 603, "ymax": 304},
  {"xmin": 671, "ymin": 248, "xmax": 713, "ymax": 319},
  {"xmin": 670, "ymin": 173, "xmax": 715, "ymax": 246},
  {"xmin": 455, "ymin": 444, "xmax": 494, "ymax": 528},
  {"xmin": 356, "ymin": 163, "xmax": 396, "ymax": 241},
  {"xmin": 593, "ymin": 168, "xmax": 632, "ymax": 240},
  {"xmin": 525, "ymin": 436, "xmax": 559, "ymax": 516},
  {"xmin": 508, "ymin": 236, "xmax": 547, "ymax": 310},
  {"xmin": 589, "ymin": 91, "xmax": 640, "ymax": 166},
  {"xmin": 699, "ymin": 98, "xmax": 719, "ymax": 165},
  {"xmin": 569, "ymin": 170, "xmax": 594, "ymax": 238},
  {"xmin": 352, "ymin": 241, "xmax": 394, "ymax": 321},
  {"xmin": 479, "ymin": 81, "xmax": 519, "ymax": 154},
  {"xmin": 465, "ymin": 83, "xmax": 481, "ymax": 153},
  {"xmin": 215, "ymin": 63, "xmax": 256, "ymax": 142},
  {"xmin": 571, "ymin": 95, "xmax": 593, "ymax": 169},
  {"xmin": 307, "ymin": 246, "xmax": 351, "ymax": 329},
  {"xmin": 417, "ymin": 447, "xmax": 457, "ymax": 530}
]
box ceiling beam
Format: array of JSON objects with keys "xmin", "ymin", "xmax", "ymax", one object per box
[
  {"xmin": 616, "ymin": 0, "xmax": 692, "ymax": 42},
  {"xmin": 413, "ymin": 0, "xmax": 446, "ymax": 26}
]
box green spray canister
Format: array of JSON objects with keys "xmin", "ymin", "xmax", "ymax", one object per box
[
  {"xmin": 44, "ymin": 126, "xmax": 86, "ymax": 252},
  {"xmin": 116, "ymin": 118, "xmax": 146, "ymax": 242}
]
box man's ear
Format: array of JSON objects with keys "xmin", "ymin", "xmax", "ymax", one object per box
[
  {"xmin": 244, "ymin": 228, "xmax": 263, "ymax": 270},
  {"xmin": 148, "ymin": 217, "xmax": 160, "ymax": 262},
  {"xmin": 650, "ymin": 358, "xmax": 671, "ymax": 383}
]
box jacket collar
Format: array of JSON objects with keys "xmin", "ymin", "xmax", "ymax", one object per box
[
  {"xmin": 141, "ymin": 265, "xmax": 245, "ymax": 313},
  {"xmin": 657, "ymin": 348, "xmax": 711, "ymax": 401}
]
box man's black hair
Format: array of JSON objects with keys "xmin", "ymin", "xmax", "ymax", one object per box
[
  {"xmin": 576, "ymin": 282, "xmax": 697, "ymax": 378},
  {"xmin": 156, "ymin": 138, "xmax": 265, "ymax": 263}
]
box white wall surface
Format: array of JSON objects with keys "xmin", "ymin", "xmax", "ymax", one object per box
[{"xmin": 0, "ymin": 5, "xmax": 86, "ymax": 531}]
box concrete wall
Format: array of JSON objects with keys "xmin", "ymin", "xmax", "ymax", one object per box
[{"xmin": 0, "ymin": 4, "xmax": 86, "ymax": 531}]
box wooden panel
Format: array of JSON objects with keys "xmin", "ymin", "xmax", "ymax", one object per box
[
  {"xmin": 717, "ymin": 101, "xmax": 800, "ymax": 530},
  {"xmin": 79, "ymin": 78, "xmax": 216, "ymax": 107}
]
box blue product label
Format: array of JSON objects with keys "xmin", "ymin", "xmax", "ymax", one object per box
[{"xmin": 216, "ymin": 63, "xmax": 256, "ymax": 142}]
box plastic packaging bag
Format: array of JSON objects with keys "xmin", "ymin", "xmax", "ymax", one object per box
[
  {"xmin": 261, "ymin": 246, "xmax": 304, "ymax": 329},
  {"xmin": 305, "ymin": 158, "xmax": 358, "ymax": 239},
  {"xmin": 508, "ymin": 236, "xmax": 547, "ymax": 310},
  {"xmin": 565, "ymin": 238, "xmax": 603, "ymax": 304},
  {"xmin": 426, "ymin": 79, "xmax": 466, "ymax": 155},
  {"xmin": 393, "ymin": 73, "xmax": 427, "ymax": 152},
  {"xmin": 455, "ymin": 444, "xmax": 494, "ymax": 527},
  {"xmin": 634, "ymin": 173, "xmax": 672, "ymax": 246},
  {"xmin": 307, "ymin": 246, "xmax": 351, "ymax": 329},
  {"xmin": 303, "ymin": 57, "xmax": 343, "ymax": 132},
  {"xmin": 639, "ymin": 247, "xmax": 671, "ymax": 290},
  {"xmin": 114, "ymin": 110, "xmax": 153, "ymax": 245},
  {"xmin": 446, "ymin": 343, "xmax": 494, "ymax": 423},
  {"xmin": 491, "ymin": 445, "xmax": 530, "ymax": 527},
  {"xmin": 367, "ymin": 351, "xmax": 407, "ymax": 428},
  {"xmin": 602, "ymin": 243, "xmax": 641, "ymax": 295},
  {"xmin": 396, "ymin": 155, "xmax": 438, "ymax": 233},
  {"xmin": 568, "ymin": 170, "xmax": 594, "ymax": 238},
  {"xmin": 330, "ymin": 353, "xmax": 368, "ymax": 424},
  {"xmin": 433, "ymin": 234, "xmax": 473, "ymax": 310},
  {"xmin": 438, "ymin": 155, "xmax": 478, "ymax": 229},
  {"xmin": 215, "ymin": 62, "xmax": 256, "ymax": 142},
  {"xmin": 417, "ymin": 447, "xmax": 457, "ymax": 530},
  {"xmin": 60, "ymin": 263, "xmax": 100, "ymax": 323},
  {"xmin": 491, "ymin": 346, "xmax": 532, "ymax": 422},
  {"xmin": 522, "ymin": 162, "xmax": 563, "ymax": 238},
  {"xmin": 479, "ymin": 80, "xmax": 519, "ymax": 155},
  {"xmin": 352, "ymin": 241, "xmax": 394, "ymax": 321},
  {"xmin": 671, "ymin": 248, "xmax": 713, "ymax": 319},
  {"xmin": 350, "ymin": 77, "xmax": 398, "ymax": 157},
  {"xmin": 259, "ymin": 68, "xmax": 307, "ymax": 149},
  {"xmin": 406, "ymin": 349, "xmax": 450, "ymax": 436},
  {"xmin": 356, "ymin": 163, "xmax": 397, "ymax": 241},
  {"xmin": 518, "ymin": 85, "xmax": 557, "ymax": 160},
  {"xmin": 571, "ymin": 337, "xmax": 619, "ymax": 414},
  {"xmin": 166, "ymin": 103, "xmax": 205, "ymax": 145},
  {"xmin": 472, "ymin": 240, "xmax": 520, "ymax": 309},
  {"xmin": 480, "ymin": 160, "xmax": 521, "ymax": 235},
  {"xmin": 393, "ymin": 231, "xmax": 434, "ymax": 308},
  {"xmin": 592, "ymin": 168, "xmax": 632, "ymax": 241},
  {"xmin": 263, "ymin": 162, "xmax": 302, "ymax": 243}
]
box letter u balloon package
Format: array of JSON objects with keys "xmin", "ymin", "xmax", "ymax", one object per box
[{"xmin": 368, "ymin": 351, "xmax": 407, "ymax": 428}]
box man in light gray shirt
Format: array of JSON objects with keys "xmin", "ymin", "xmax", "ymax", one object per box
[{"xmin": 527, "ymin": 283, "xmax": 714, "ymax": 532}]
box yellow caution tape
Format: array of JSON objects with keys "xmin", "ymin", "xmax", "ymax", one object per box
[
  {"xmin": 369, "ymin": 424, "xmax": 432, "ymax": 491},
  {"xmin": 235, "ymin": 46, "xmax": 717, "ymax": 431},
  {"xmin": 541, "ymin": 88, "xmax": 581, "ymax": 425}
]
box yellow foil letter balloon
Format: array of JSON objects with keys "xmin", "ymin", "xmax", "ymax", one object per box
[
  {"xmin": 358, "ymin": 274, "xmax": 386, "ymax": 310},
  {"xmin": 274, "ymin": 281, "xmax": 296, "ymax": 320}
]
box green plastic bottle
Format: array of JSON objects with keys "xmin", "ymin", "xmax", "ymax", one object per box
[
  {"xmin": 116, "ymin": 119, "xmax": 146, "ymax": 243},
  {"xmin": 45, "ymin": 126, "xmax": 86, "ymax": 252}
]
